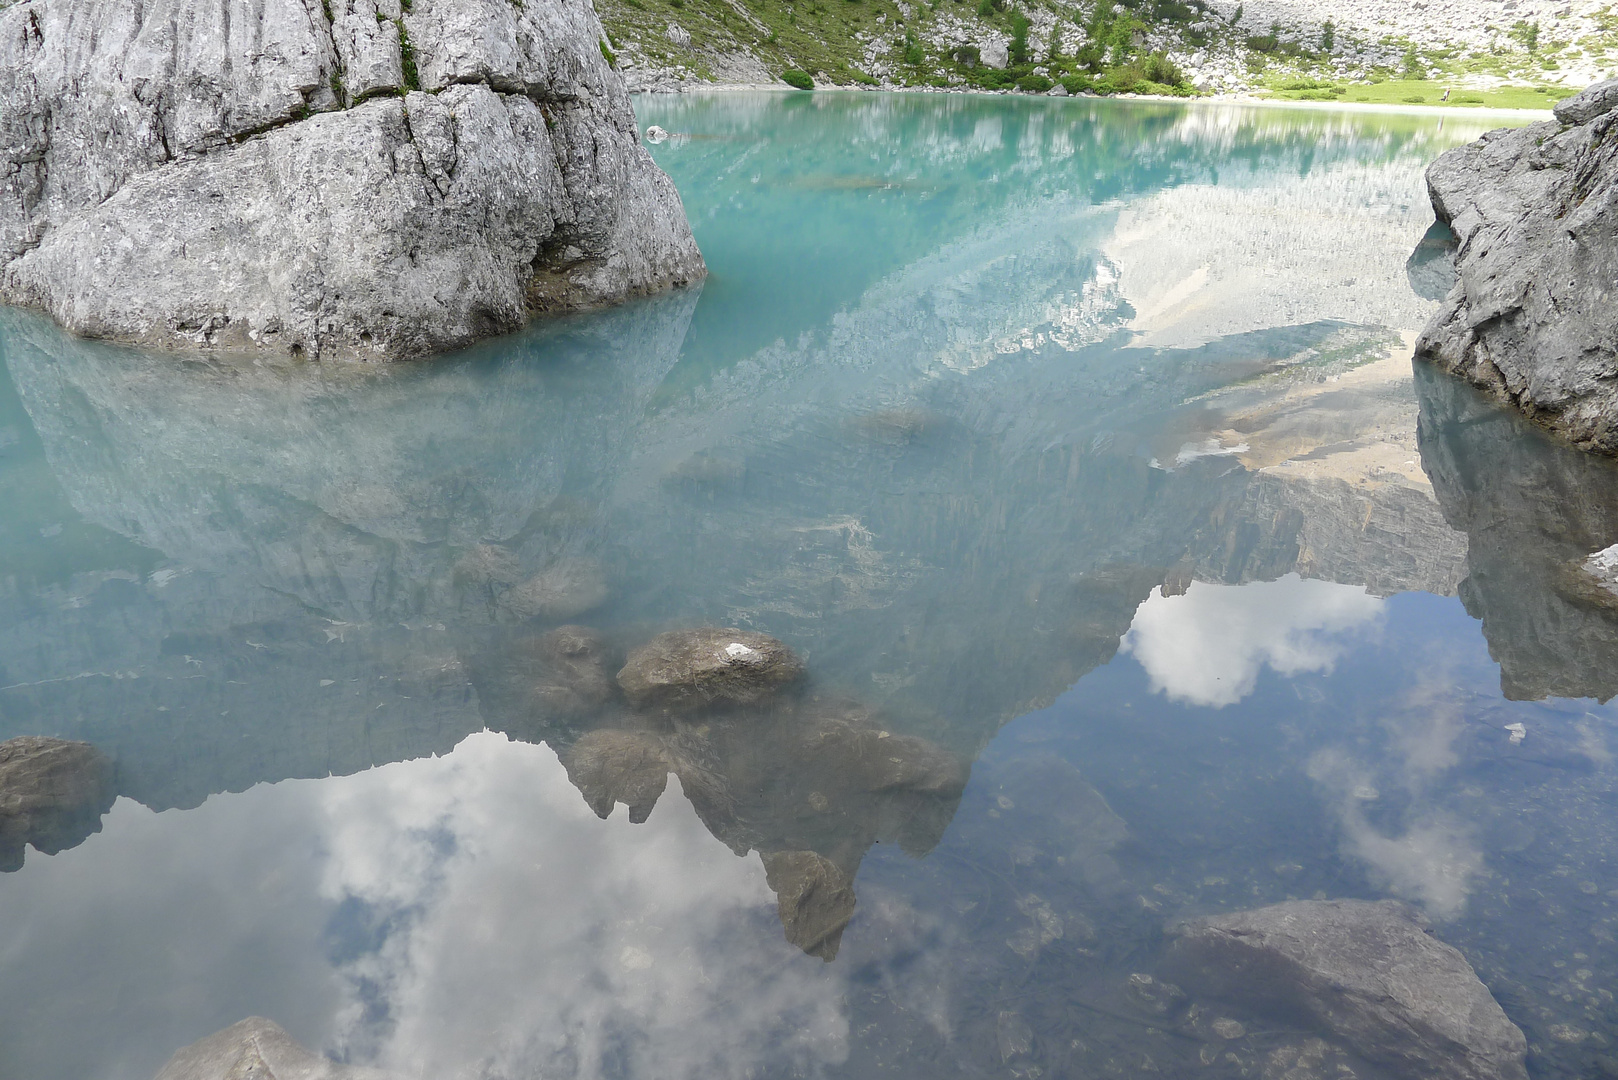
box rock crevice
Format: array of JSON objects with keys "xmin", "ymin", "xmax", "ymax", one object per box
[{"xmin": 0, "ymin": 0, "xmax": 704, "ymax": 360}]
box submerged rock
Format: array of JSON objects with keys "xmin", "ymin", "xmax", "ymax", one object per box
[
  {"xmin": 0, "ymin": 0, "xmax": 704, "ymax": 361},
  {"xmin": 616, "ymin": 628, "xmax": 805, "ymax": 711},
  {"xmin": 561, "ymin": 728, "xmax": 670, "ymax": 823},
  {"xmin": 0, "ymin": 735, "xmax": 116, "ymax": 872},
  {"xmin": 151, "ymin": 1016, "xmax": 389, "ymax": 1080},
  {"xmin": 1414, "ymin": 78, "xmax": 1618, "ymax": 453},
  {"xmin": 1167, "ymin": 898, "xmax": 1528, "ymax": 1080},
  {"xmin": 524, "ymin": 625, "xmax": 618, "ymax": 718},
  {"xmin": 496, "ymin": 559, "xmax": 610, "ymax": 622},
  {"xmin": 760, "ymin": 849, "xmax": 858, "ymax": 961}
]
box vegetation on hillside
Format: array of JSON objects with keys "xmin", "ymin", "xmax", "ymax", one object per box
[{"xmin": 598, "ymin": 0, "xmax": 1618, "ymax": 103}]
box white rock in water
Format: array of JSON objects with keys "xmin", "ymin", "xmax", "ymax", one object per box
[
  {"xmin": 0, "ymin": 0, "xmax": 706, "ymax": 361},
  {"xmin": 1047, "ymin": 84, "xmax": 1069, "ymax": 96},
  {"xmin": 645, "ymin": 125, "xmax": 672, "ymax": 143}
]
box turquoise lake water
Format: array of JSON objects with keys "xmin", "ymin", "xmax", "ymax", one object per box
[{"xmin": 3, "ymin": 92, "xmax": 1618, "ymax": 1079}]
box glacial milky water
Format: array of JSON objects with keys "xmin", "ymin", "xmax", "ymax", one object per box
[{"xmin": 3, "ymin": 93, "xmax": 1618, "ymax": 1080}]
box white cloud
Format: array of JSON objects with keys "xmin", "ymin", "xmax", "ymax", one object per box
[{"xmin": 1120, "ymin": 574, "xmax": 1384, "ymax": 708}]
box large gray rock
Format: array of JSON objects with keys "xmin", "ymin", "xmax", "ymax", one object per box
[
  {"xmin": 0, "ymin": 0, "xmax": 704, "ymax": 360},
  {"xmin": 1415, "ymin": 78, "xmax": 1618, "ymax": 452},
  {"xmin": 151, "ymin": 1017, "xmax": 389, "ymax": 1080},
  {"xmin": 1167, "ymin": 899, "xmax": 1528, "ymax": 1080},
  {"xmin": 0, "ymin": 735, "xmax": 116, "ymax": 872}
]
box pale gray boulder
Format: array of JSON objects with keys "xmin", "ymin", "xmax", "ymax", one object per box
[
  {"xmin": 1167, "ymin": 898, "xmax": 1528, "ymax": 1080},
  {"xmin": 0, "ymin": 0, "xmax": 704, "ymax": 360},
  {"xmin": 1414, "ymin": 78, "xmax": 1618, "ymax": 452},
  {"xmin": 151, "ymin": 1017, "xmax": 389, "ymax": 1080}
]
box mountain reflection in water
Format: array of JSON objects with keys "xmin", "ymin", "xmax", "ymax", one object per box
[{"xmin": 2, "ymin": 94, "xmax": 1617, "ymax": 1080}]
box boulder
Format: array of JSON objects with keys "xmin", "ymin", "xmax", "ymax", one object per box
[
  {"xmin": 1166, "ymin": 899, "xmax": 1528, "ymax": 1080},
  {"xmin": 981, "ymin": 39, "xmax": 1010, "ymax": 69},
  {"xmin": 1414, "ymin": 78, "xmax": 1618, "ymax": 452},
  {"xmin": 0, "ymin": 735, "xmax": 116, "ymax": 872},
  {"xmin": 0, "ymin": 0, "xmax": 705, "ymax": 361},
  {"xmin": 616, "ymin": 628, "xmax": 804, "ymax": 711},
  {"xmin": 151, "ymin": 1016, "xmax": 389, "ymax": 1080}
]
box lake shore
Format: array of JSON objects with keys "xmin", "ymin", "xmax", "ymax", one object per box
[{"xmin": 631, "ymin": 81, "xmax": 1554, "ymax": 121}]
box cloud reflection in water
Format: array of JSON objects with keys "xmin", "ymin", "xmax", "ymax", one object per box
[
  {"xmin": 0, "ymin": 733, "xmax": 850, "ymax": 1080},
  {"xmin": 319, "ymin": 733, "xmax": 848, "ymax": 1080},
  {"xmin": 1121, "ymin": 574, "xmax": 1385, "ymax": 708}
]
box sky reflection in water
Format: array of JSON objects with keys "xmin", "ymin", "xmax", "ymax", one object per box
[{"xmin": 3, "ymin": 93, "xmax": 1618, "ymax": 1080}]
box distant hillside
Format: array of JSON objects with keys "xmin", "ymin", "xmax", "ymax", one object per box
[{"xmin": 600, "ymin": 0, "xmax": 1618, "ymax": 104}]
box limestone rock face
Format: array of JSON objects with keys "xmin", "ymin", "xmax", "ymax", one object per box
[
  {"xmin": 1167, "ymin": 899, "xmax": 1528, "ymax": 1080},
  {"xmin": 1414, "ymin": 78, "xmax": 1618, "ymax": 452},
  {"xmin": 0, "ymin": 0, "xmax": 704, "ymax": 361},
  {"xmin": 151, "ymin": 1016, "xmax": 389, "ymax": 1080},
  {"xmin": 0, "ymin": 735, "xmax": 116, "ymax": 872},
  {"xmin": 616, "ymin": 628, "xmax": 805, "ymax": 711}
]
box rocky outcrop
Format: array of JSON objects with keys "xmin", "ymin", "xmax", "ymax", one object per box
[
  {"xmin": 1415, "ymin": 78, "xmax": 1618, "ymax": 452},
  {"xmin": 0, "ymin": 0, "xmax": 704, "ymax": 361},
  {"xmin": 151, "ymin": 1017, "xmax": 389, "ymax": 1080},
  {"xmin": 0, "ymin": 735, "xmax": 116, "ymax": 871},
  {"xmin": 616, "ymin": 628, "xmax": 805, "ymax": 711},
  {"xmin": 1167, "ymin": 899, "xmax": 1528, "ymax": 1080}
]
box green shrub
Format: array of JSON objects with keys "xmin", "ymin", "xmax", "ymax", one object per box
[
  {"xmin": 1016, "ymin": 73, "xmax": 1053, "ymax": 91},
  {"xmin": 1320, "ymin": 18, "xmax": 1334, "ymax": 52},
  {"xmin": 902, "ymin": 31, "xmax": 925, "ymax": 64},
  {"xmin": 1096, "ymin": 69, "xmax": 1142, "ymax": 94},
  {"xmin": 1402, "ymin": 93, "xmax": 1426, "ymax": 102},
  {"xmin": 1142, "ymin": 51, "xmax": 1181, "ymax": 84},
  {"xmin": 1009, "ymin": 11, "xmax": 1030, "ymax": 64},
  {"xmin": 1509, "ymin": 19, "xmax": 1540, "ymax": 53},
  {"xmin": 953, "ymin": 44, "xmax": 981, "ymax": 66},
  {"xmin": 1402, "ymin": 44, "xmax": 1425, "ymax": 79},
  {"xmin": 1061, "ymin": 73, "xmax": 1093, "ymax": 94},
  {"xmin": 599, "ymin": 38, "xmax": 617, "ymax": 65},
  {"xmin": 1075, "ymin": 41, "xmax": 1106, "ymax": 72},
  {"xmin": 782, "ymin": 68, "xmax": 814, "ymax": 89}
]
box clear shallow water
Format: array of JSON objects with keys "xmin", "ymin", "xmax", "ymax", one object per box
[{"xmin": 3, "ymin": 93, "xmax": 1618, "ymax": 1079}]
